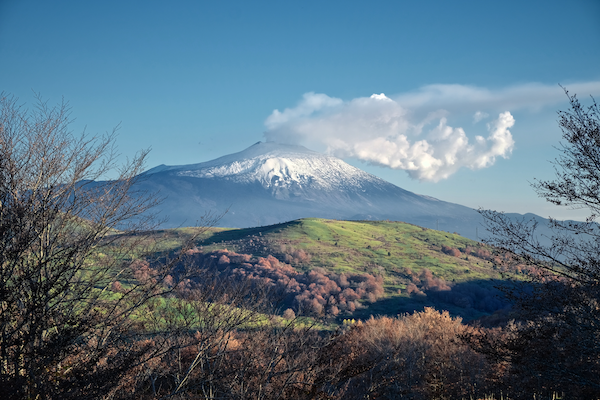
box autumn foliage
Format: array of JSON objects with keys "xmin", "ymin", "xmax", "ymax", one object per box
[
  {"xmin": 92, "ymin": 306, "xmax": 504, "ymax": 400},
  {"xmin": 182, "ymin": 248, "xmax": 385, "ymax": 316}
]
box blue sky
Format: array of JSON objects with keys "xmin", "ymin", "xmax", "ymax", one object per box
[{"xmin": 1, "ymin": 0, "xmax": 599, "ymax": 220}]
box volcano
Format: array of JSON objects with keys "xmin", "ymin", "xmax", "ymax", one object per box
[{"xmin": 136, "ymin": 141, "xmax": 483, "ymax": 238}]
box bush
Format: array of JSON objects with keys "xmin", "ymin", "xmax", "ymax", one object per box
[{"xmin": 321, "ymin": 308, "xmax": 498, "ymax": 399}]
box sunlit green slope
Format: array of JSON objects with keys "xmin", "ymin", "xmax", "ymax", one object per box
[{"xmin": 146, "ymin": 218, "xmax": 515, "ymax": 321}]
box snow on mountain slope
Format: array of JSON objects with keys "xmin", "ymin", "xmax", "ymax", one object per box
[{"xmin": 145, "ymin": 141, "xmax": 394, "ymax": 199}]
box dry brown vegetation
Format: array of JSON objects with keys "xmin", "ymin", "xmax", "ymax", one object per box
[
  {"xmin": 176, "ymin": 248, "xmax": 386, "ymax": 317},
  {"xmin": 72, "ymin": 305, "xmax": 506, "ymax": 400}
]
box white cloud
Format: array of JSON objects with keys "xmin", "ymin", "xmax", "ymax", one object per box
[
  {"xmin": 264, "ymin": 81, "xmax": 600, "ymax": 182},
  {"xmin": 473, "ymin": 111, "xmax": 489, "ymax": 123},
  {"xmin": 393, "ymin": 81, "xmax": 600, "ymax": 113},
  {"xmin": 265, "ymin": 92, "xmax": 343, "ymax": 129},
  {"xmin": 370, "ymin": 93, "xmax": 393, "ymax": 102}
]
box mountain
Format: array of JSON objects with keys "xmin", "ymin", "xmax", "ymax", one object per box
[{"xmin": 136, "ymin": 141, "xmax": 486, "ymax": 239}]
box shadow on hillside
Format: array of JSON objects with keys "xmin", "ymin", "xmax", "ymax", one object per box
[
  {"xmin": 352, "ymin": 278, "xmax": 515, "ymax": 323},
  {"xmin": 199, "ymin": 220, "xmax": 302, "ymax": 245}
]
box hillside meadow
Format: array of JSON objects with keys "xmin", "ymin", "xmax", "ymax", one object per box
[{"xmin": 132, "ymin": 218, "xmax": 520, "ymax": 323}]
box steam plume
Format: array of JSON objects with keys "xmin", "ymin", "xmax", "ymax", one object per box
[{"xmin": 264, "ymin": 90, "xmax": 515, "ymax": 182}]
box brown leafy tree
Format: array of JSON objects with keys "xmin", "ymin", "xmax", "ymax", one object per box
[{"xmin": 473, "ymin": 90, "xmax": 600, "ymax": 397}]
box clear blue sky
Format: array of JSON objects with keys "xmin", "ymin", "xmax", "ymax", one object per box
[{"xmin": 1, "ymin": 0, "xmax": 599, "ymax": 220}]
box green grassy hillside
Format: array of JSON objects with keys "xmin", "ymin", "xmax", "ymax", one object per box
[{"xmin": 143, "ymin": 219, "xmax": 515, "ymax": 322}]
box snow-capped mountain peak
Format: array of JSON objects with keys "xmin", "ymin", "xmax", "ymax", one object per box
[
  {"xmin": 135, "ymin": 141, "xmax": 487, "ymax": 238},
  {"xmin": 147, "ymin": 142, "xmax": 385, "ymax": 197}
]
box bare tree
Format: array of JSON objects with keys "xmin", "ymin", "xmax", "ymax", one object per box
[
  {"xmin": 473, "ymin": 90, "xmax": 600, "ymax": 397},
  {"xmin": 0, "ymin": 93, "xmax": 210, "ymax": 399}
]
